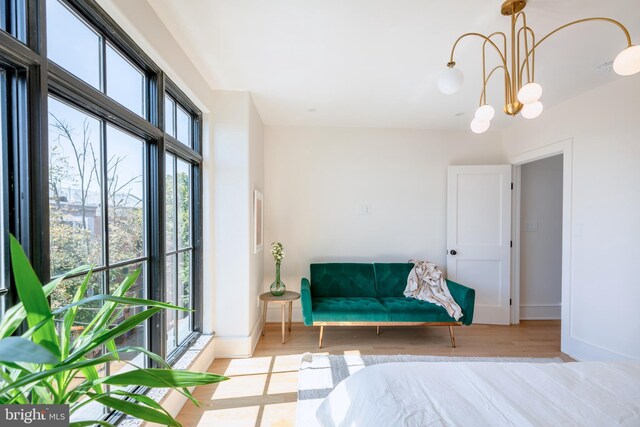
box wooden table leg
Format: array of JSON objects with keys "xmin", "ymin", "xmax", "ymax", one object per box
[
  {"xmin": 281, "ymin": 303, "xmax": 285, "ymax": 344},
  {"xmin": 288, "ymin": 301, "xmax": 293, "ymax": 332},
  {"xmin": 261, "ymin": 301, "xmax": 268, "ymax": 336},
  {"xmin": 449, "ymin": 325, "xmax": 456, "ymax": 348}
]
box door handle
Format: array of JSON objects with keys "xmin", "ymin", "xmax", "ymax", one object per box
[{"xmin": 449, "ymin": 250, "xmax": 457, "ymax": 255}]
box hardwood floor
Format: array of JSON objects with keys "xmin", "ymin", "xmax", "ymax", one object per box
[{"xmin": 176, "ymin": 320, "xmax": 569, "ymax": 427}]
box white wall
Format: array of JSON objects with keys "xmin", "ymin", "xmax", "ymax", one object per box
[
  {"xmin": 210, "ymin": 91, "xmax": 265, "ymax": 356},
  {"xmin": 96, "ymin": 1, "xmax": 265, "ymax": 357},
  {"xmin": 211, "ymin": 91, "xmax": 251, "ymax": 339},
  {"xmin": 248, "ymin": 99, "xmax": 265, "ymax": 343},
  {"xmin": 263, "ymin": 127, "xmax": 506, "ymax": 320},
  {"xmin": 520, "ymin": 155, "xmax": 563, "ymax": 320},
  {"xmin": 503, "ymin": 76, "xmax": 640, "ymax": 361}
]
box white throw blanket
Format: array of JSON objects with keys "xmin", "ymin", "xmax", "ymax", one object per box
[{"xmin": 403, "ymin": 260, "xmax": 463, "ymax": 321}]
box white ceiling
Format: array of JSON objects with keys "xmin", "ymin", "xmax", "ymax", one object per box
[{"xmin": 147, "ymin": 0, "xmax": 640, "ymax": 130}]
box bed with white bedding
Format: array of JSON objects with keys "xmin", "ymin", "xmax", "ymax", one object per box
[{"xmin": 315, "ymin": 361, "xmax": 640, "ymax": 427}]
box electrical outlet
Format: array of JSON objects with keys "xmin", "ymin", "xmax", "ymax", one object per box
[{"xmin": 359, "ymin": 204, "xmax": 371, "ymax": 215}]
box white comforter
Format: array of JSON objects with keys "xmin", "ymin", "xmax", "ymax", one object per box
[{"xmin": 316, "ymin": 361, "xmax": 640, "ymax": 427}]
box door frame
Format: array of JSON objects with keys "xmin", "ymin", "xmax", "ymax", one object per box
[{"xmin": 509, "ymin": 138, "xmax": 573, "ymax": 352}]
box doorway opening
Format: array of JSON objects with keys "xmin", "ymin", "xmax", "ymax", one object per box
[
  {"xmin": 510, "ymin": 139, "xmax": 573, "ymax": 353},
  {"xmin": 515, "ymin": 155, "xmax": 563, "ymax": 323}
]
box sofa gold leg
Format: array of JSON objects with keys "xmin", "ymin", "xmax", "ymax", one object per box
[
  {"xmin": 319, "ymin": 325, "xmax": 324, "ymax": 348},
  {"xmin": 376, "ymin": 325, "xmax": 380, "ymax": 335},
  {"xmin": 449, "ymin": 325, "xmax": 456, "ymax": 348}
]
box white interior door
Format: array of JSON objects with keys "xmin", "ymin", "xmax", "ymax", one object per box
[{"xmin": 447, "ymin": 165, "xmax": 512, "ymax": 325}]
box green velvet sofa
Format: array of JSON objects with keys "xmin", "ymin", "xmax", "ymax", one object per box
[{"xmin": 300, "ymin": 263, "xmax": 475, "ymax": 348}]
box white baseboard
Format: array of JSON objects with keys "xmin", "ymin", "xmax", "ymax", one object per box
[
  {"xmin": 564, "ymin": 335, "xmax": 637, "ymax": 362},
  {"xmin": 214, "ymin": 318, "xmax": 263, "ymax": 358},
  {"xmin": 249, "ymin": 316, "xmax": 262, "ymax": 354},
  {"xmin": 520, "ymin": 304, "xmax": 561, "ymax": 320}
]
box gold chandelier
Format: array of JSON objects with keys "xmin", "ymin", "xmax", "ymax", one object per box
[{"xmin": 438, "ymin": 0, "xmax": 640, "ymax": 133}]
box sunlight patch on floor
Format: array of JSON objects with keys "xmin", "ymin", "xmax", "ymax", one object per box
[
  {"xmin": 267, "ymin": 371, "xmax": 299, "ymax": 395},
  {"xmin": 212, "ymin": 374, "xmax": 268, "ymax": 400},
  {"xmin": 224, "ymin": 356, "xmax": 273, "ymax": 376},
  {"xmin": 260, "ymin": 402, "xmax": 297, "ymax": 427},
  {"xmin": 193, "ymin": 353, "xmax": 305, "ymax": 425},
  {"xmin": 197, "ymin": 406, "xmax": 260, "ymax": 427},
  {"xmin": 272, "ymin": 354, "xmax": 303, "ymax": 373}
]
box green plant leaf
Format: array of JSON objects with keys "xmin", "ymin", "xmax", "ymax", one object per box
[
  {"xmin": 79, "ymin": 269, "xmax": 141, "ymax": 339},
  {"xmin": 0, "ymin": 354, "xmax": 116, "ymax": 395},
  {"xmin": 105, "ymin": 339, "xmax": 118, "ymax": 360},
  {"xmin": 20, "ymin": 314, "xmax": 55, "ymax": 340},
  {"xmin": 62, "ymin": 364, "xmax": 105, "ymax": 404},
  {"xmin": 65, "ymin": 307, "xmax": 162, "ymax": 364},
  {"xmin": 8, "ymin": 235, "xmax": 60, "ymax": 358},
  {"xmin": 0, "ymin": 337, "xmax": 59, "ymax": 364},
  {"xmin": 88, "ymin": 393, "xmax": 181, "ymax": 427},
  {"xmin": 113, "ymin": 346, "xmax": 171, "ymax": 369},
  {"xmin": 110, "ymin": 390, "xmax": 172, "ymax": 417},
  {"xmin": 102, "ymin": 369, "xmax": 228, "ymax": 388},
  {"xmin": 53, "ymin": 295, "xmax": 189, "ymax": 315},
  {"xmin": 0, "ymin": 264, "xmax": 87, "ymax": 339},
  {"xmin": 79, "ymin": 365, "xmax": 104, "ymax": 395},
  {"xmin": 62, "ymin": 269, "xmax": 93, "ymax": 358}
]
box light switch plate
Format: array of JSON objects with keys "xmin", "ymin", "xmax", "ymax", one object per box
[{"xmin": 524, "ymin": 220, "xmax": 538, "ymax": 232}]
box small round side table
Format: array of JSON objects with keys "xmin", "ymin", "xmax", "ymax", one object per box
[{"xmin": 259, "ymin": 291, "xmax": 300, "ymax": 344}]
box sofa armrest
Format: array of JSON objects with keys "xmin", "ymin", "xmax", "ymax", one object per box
[
  {"xmin": 446, "ymin": 279, "xmax": 476, "ymax": 326},
  {"xmin": 301, "ymin": 278, "xmax": 314, "ymax": 326}
]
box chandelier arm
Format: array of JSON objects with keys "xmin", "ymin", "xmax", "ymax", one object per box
[
  {"xmin": 482, "ymin": 32, "xmax": 508, "ymax": 105},
  {"xmin": 519, "ymin": 17, "xmax": 634, "ymax": 74},
  {"xmin": 479, "ymin": 65, "xmax": 510, "ymax": 107},
  {"xmin": 449, "ymin": 32, "xmax": 509, "ymax": 70},
  {"xmin": 516, "ymin": 12, "xmax": 533, "ymax": 87},
  {"xmin": 517, "ymin": 26, "xmax": 536, "ymax": 85},
  {"xmin": 482, "ymin": 44, "xmax": 487, "ymax": 105}
]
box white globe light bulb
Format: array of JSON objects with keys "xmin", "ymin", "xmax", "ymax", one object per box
[
  {"xmin": 438, "ymin": 67, "xmax": 464, "ymax": 94},
  {"xmin": 521, "ymin": 101, "xmax": 544, "ymax": 119},
  {"xmin": 613, "ymin": 45, "xmax": 640, "ymax": 76},
  {"xmin": 470, "ymin": 118, "xmax": 490, "ymax": 134},
  {"xmin": 475, "ymin": 104, "xmax": 495, "ymax": 121},
  {"xmin": 517, "ymin": 82, "xmax": 543, "ymax": 104}
]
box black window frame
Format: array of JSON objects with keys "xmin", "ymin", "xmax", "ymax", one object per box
[
  {"xmin": 0, "ymin": 0, "xmax": 205, "ymax": 421},
  {"xmin": 163, "ymin": 79, "xmax": 203, "ymax": 363}
]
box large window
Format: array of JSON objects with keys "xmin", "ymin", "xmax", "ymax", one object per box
[
  {"xmin": 48, "ymin": 96, "xmax": 148, "ymax": 372},
  {"xmin": 46, "ymin": 0, "xmax": 147, "ymax": 117},
  {"xmin": 0, "ymin": 0, "xmax": 203, "ymax": 422},
  {"xmin": 0, "ymin": 67, "xmax": 7, "ymax": 315},
  {"xmin": 164, "ymin": 89, "xmax": 200, "ymax": 356},
  {"xmin": 0, "ymin": 59, "xmax": 26, "ymax": 319},
  {"xmin": 0, "ymin": 0, "xmax": 26, "ymax": 42}
]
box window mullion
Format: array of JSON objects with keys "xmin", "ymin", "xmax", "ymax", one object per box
[
  {"xmin": 100, "ymin": 120, "xmax": 109, "ymax": 282},
  {"xmin": 173, "ymin": 155, "xmax": 178, "ymax": 349},
  {"xmin": 173, "ymin": 155, "xmax": 178, "ymax": 256},
  {"xmin": 100, "ymin": 29, "xmax": 106, "ymax": 95}
]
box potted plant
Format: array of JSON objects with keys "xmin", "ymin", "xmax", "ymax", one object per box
[{"xmin": 0, "ymin": 235, "xmax": 227, "ymax": 427}]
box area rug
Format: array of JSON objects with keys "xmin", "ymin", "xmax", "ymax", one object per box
[{"xmin": 295, "ymin": 353, "xmax": 564, "ymax": 427}]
